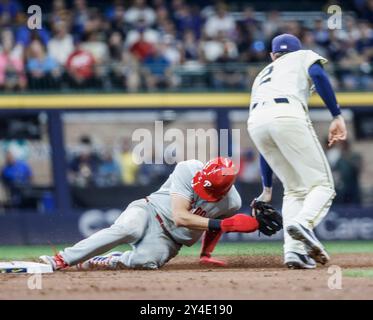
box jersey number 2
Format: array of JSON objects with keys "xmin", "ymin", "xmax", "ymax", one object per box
[{"xmin": 259, "ymin": 66, "xmax": 274, "ymax": 85}]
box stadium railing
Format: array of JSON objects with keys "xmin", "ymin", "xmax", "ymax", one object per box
[{"xmin": 3, "ymin": 61, "xmax": 373, "ymax": 93}]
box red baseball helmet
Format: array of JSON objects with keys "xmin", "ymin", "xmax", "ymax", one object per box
[{"xmin": 192, "ymin": 157, "xmax": 237, "ymax": 202}]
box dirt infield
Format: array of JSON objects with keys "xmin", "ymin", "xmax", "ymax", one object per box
[{"xmin": 1, "ymin": 253, "xmax": 373, "ymax": 300}]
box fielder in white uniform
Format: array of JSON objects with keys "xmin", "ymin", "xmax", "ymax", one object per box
[
  {"xmin": 40, "ymin": 157, "xmax": 266, "ymax": 270},
  {"xmin": 247, "ymin": 34, "xmax": 347, "ymax": 269}
]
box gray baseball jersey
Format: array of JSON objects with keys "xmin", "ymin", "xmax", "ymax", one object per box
[
  {"xmin": 147, "ymin": 159, "xmax": 242, "ymax": 246},
  {"xmin": 59, "ymin": 159, "xmax": 241, "ymax": 268}
]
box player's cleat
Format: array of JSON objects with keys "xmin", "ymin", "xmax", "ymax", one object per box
[
  {"xmin": 76, "ymin": 252, "xmax": 123, "ymax": 271},
  {"xmin": 284, "ymin": 252, "xmax": 316, "ymax": 269},
  {"xmin": 286, "ymin": 223, "xmax": 330, "ymax": 265},
  {"xmin": 39, "ymin": 254, "xmax": 68, "ymax": 271}
]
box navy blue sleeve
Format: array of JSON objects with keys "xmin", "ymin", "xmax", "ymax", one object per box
[
  {"xmin": 308, "ymin": 63, "xmax": 341, "ymax": 117},
  {"xmin": 260, "ymin": 154, "xmax": 273, "ymax": 188}
]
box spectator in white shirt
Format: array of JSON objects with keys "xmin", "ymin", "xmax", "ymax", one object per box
[
  {"xmin": 162, "ymin": 34, "xmax": 182, "ymax": 65},
  {"xmin": 125, "ymin": 18, "xmax": 160, "ymax": 48},
  {"xmin": 47, "ymin": 21, "xmax": 74, "ymax": 66},
  {"xmin": 201, "ymin": 31, "xmax": 238, "ymax": 62},
  {"xmin": 204, "ymin": 2, "xmax": 236, "ymax": 39},
  {"xmin": 81, "ymin": 32, "xmax": 109, "ymax": 64},
  {"xmin": 124, "ymin": 0, "xmax": 156, "ymax": 27}
]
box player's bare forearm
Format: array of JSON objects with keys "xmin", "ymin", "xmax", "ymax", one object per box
[
  {"xmin": 174, "ymin": 211, "xmax": 210, "ymax": 230},
  {"xmin": 171, "ymin": 194, "xmax": 261, "ymax": 233},
  {"xmin": 171, "ymin": 194, "xmax": 209, "ymax": 230}
]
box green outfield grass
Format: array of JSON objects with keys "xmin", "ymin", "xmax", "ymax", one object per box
[
  {"xmin": 344, "ymin": 269, "xmax": 373, "ymax": 278},
  {"xmin": 0, "ymin": 241, "xmax": 372, "ymax": 261}
]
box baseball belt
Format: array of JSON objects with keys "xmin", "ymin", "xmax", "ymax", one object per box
[
  {"xmin": 145, "ymin": 197, "xmax": 182, "ymax": 246},
  {"xmin": 251, "ymin": 97, "xmax": 289, "ymax": 109}
]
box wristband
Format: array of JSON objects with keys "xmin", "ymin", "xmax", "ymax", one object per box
[
  {"xmin": 208, "ymin": 219, "xmax": 222, "ymax": 231},
  {"xmin": 333, "ymin": 113, "xmax": 342, "ymax": 119}
]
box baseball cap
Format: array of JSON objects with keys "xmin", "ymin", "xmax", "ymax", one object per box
[{"xmin": 272, "ymin": 33, "xmax": 302, "ymax": 53}]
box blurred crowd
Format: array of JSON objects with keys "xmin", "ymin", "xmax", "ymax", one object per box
[
  {"xmin": 66, "ymin": 133, "xmax": 363, "ymax": 206},
  {"xmin": 0, "ymin": 133, "xmax": 364, "ymax": 209},
  {"xmin": 67, "ymin": 135, "xmax": 176, "ymax": 188},
  {"xmin": 3, "ymin": 0, "xmax": 373, "ymax": 91}
]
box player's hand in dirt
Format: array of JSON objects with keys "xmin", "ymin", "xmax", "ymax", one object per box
[
  {"xmin": 221, "ymin": 214, "xmax": 259, "ymax": 233},
  {"xmin": 199, "ymin": 255, "xmax": 227, "ymax": 267},
  {"xmin": 328, "ymin": 115, "xmax": 347, "ymax": 147}
]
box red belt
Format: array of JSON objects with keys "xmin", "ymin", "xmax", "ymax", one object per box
[{"xmin": 145, "ymin": 197, "xmax": 181, "ymax": 246}]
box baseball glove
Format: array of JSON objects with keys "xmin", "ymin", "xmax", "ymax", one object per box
[{"xmin": 251, "ymin": 200, "xmax": 283, "ymax": 236}]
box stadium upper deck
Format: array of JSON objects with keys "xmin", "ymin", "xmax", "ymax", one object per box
[{"xmin": 1, "ymin": 0, "xmax": 373, "ymax": 93}]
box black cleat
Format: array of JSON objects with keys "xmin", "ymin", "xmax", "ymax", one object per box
[
  {"xmin": 287, "ymin": 223, "xmax": 330, "ymax": 265},
  {"xmin": 285, "ymin": 251, "xmax": 316, "ymax": 269}
]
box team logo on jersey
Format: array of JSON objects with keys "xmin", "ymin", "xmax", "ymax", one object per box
[
  {"xmin": 203, "ymin": 180, "xmax": 212, "ymax": 187},
  {"xmin": 193, "ymin": 207, "xmax": 207, "ymax": 217}
]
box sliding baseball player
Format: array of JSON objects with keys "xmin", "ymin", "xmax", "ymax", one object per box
[
  {"xmin": 40, "ymin": 157, "xmax": 282, "ymax": 270},
  {"xmin": 248, "ymin": 34, "xmax": 347, "ymax": 269}
]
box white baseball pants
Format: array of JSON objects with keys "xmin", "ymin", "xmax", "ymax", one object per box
[{"xmin": 247, "ymin": 102, "xmax": 335, "ymax": 255}]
